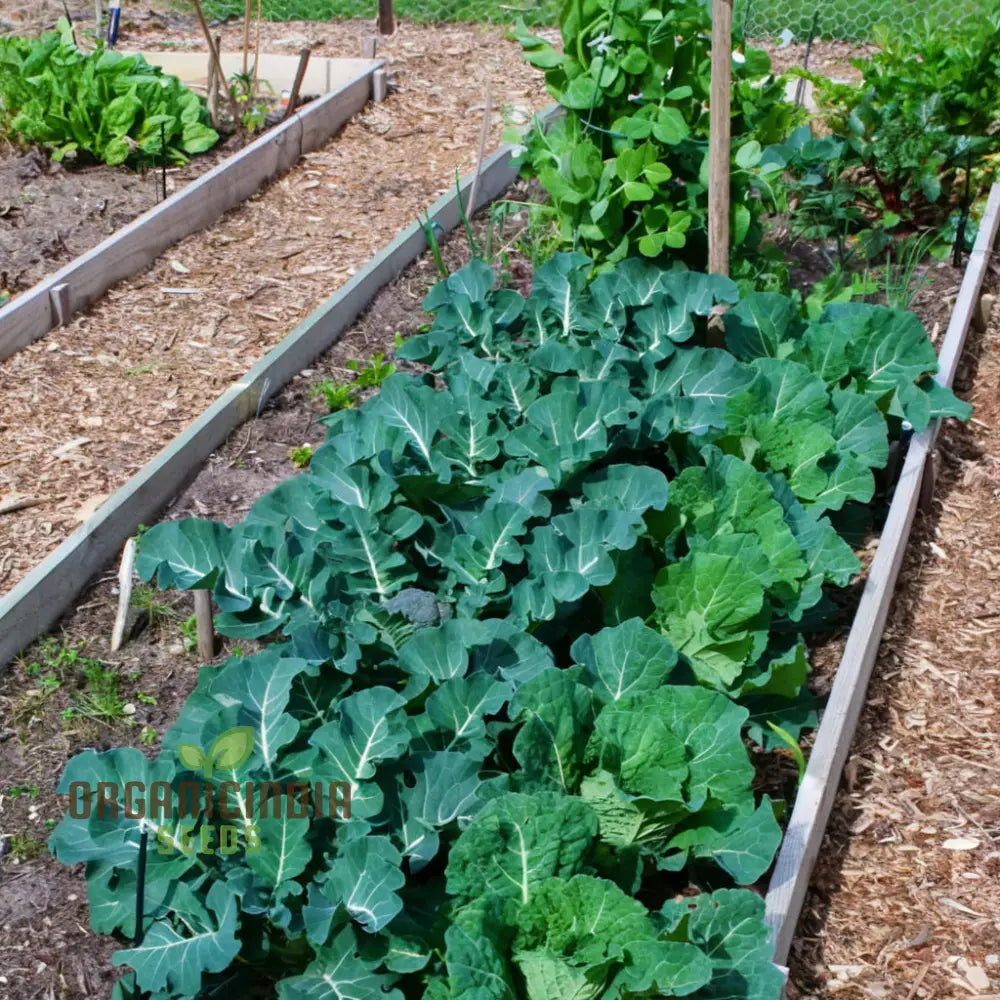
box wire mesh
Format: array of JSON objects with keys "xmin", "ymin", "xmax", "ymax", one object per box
[
  {"xmin": 735, "ymin": 0, "xmax": 990, "ymax": 42},
  {"xmin": 187, "ymin": 0, "xmax": 999, "ymax": 42}
]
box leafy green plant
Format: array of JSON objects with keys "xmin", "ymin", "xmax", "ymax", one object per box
[
  {"xmin": 346, "ymin": 353, "xmax": 395, "ymax": 391},
  {"xmin": 309, "ymin": 378, "xmax": 354, "ymax": 412},
  {"xmin": 511, "ymin": 0, "xmax": 802, "ymax": 274},
  {"xmin": 229, "ymin": 69, "xmax": 272, "ymax": 133},
  {"xmin": 800, "ymin": 10, "xmax": 1000, "ymax": 230},
  {"xmin": 131, "ymin": 584, "xmax": 177, "ymax": 629},
  {"xmin": 0, "ymin": 18, "xmax": 218, "ymax": 166},
  {"xmin": 289, "ymin": 444, "xmax": 313, "ymax": 468},
  {"xmin": 309, "ymin": 356, "xmax": 396, "ymax": 415},
  {"xmin": 180, "ymin": 615, "xmax": 199, "ymax": 654},
  {"xmin": 51, "ymin": 253, "xmax": 970, "ymax": 1000}
]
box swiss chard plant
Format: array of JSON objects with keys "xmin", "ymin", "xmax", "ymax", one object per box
[
  {"xmin": 0, "ymin": 18, "xmax": 218, "ymax": 167},
  {"xmin": 510, "ymin": 0, "xmax": 802, "ymax": 280},
  {"xmin": 50, "ymin": 255, "xmax": 968, "ymax": 999},
  {"xmin": 786, "ymin": 9, "xmax": 1000, "ymax": 245}
]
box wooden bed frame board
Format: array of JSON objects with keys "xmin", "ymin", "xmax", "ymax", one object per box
[{"xmin": 763, "ymin": 181, "xmax": 1000, "ymax": 966}]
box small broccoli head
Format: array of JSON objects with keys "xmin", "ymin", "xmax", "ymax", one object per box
[{"xmin": 384, "ymin": 588, "xmax": 445, "ymax": 627}]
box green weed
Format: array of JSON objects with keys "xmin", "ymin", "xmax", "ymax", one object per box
[{"xmin": 130, "ymin": 584, "xmax": 177, "ymax": 629}]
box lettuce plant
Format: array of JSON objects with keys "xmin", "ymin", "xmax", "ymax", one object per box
[
  {"xmin": 51, "ymin": 255, "xmax": 967, "ymax": 999},
  {"xmin": 0, "ymin": 18, "xmax": 218, "ymax": 167}
]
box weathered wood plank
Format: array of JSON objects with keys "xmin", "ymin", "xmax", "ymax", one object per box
[
  {"xmin": 0, "ymin": 62, "xmax": 377, "ymax": 362},
  {"xmin": 764, "ymin": 181, "xmax": 1000, "ymax": 966}
]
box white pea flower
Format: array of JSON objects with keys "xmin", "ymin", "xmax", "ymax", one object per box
[
  {"xmin": 628, "ymin": 92, "xmax": 643, "ymax": 103},
  {"xmin": 587, "ymin": 32, "xmax": 615, "ymax": 56},
  {"xmin": 732, "ymin": 50, "xmax": 746, "ymax": 65}
]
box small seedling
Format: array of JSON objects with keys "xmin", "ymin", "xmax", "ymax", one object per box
[
  {"xmin": 125, "ymin": 364, "xmax": 155, "ymax": 376},
  {"xmin": 289, "ymin": 444, "xmax": 313, "ymax": 469},
  {"xmin": 180, "ymin": 616, "xmax": 198, "ymax": 654},
  {"xmin": 140, "ymin": 725, "xmax": 158, "ymax": 746},
  {"xmin": 347, "ymin": 353, "xmax": 395, "ymax": 390},
  {"xmin": 229, "ymin": 70, "xmax": 272, "ymax": 134},
  {"xmin": 767, "ymin": 721, "xmax": 807, "ymax": 786},
  {"xmin": 309, "ymin": 379, "xmax": 354, "ymax": 413},
  {"xmin": 136, "ymin": 692, "xmax": 157, "ymax": 706},
  {"xmin": 5, "ymin": 785, "xmax": 40, "ymax": 799},
  {"xmin": 68, "ymin": 660, "xmax": 129, "ymax": 723},
  {"xmin": 7, "ymin": 834, "xmax": 42, "ymax": 861}
]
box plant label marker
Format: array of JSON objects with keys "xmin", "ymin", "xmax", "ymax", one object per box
[
  {"xmin": 110, "ymin": 537, "xmax": 137, "ymax": 652},
  {"xmin": 107, "ymin": 0, "xmax": 121, "ymax": 49}
]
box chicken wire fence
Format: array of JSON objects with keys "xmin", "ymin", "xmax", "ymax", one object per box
[
  {"xmin": 10, "ymin": 0, "xmax": 993, "ymax": 38},
  {"xmin": 735, "ymin": 0, "xmax": 990, "ymax": 42}
]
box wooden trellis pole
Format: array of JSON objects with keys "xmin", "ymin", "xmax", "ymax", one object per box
[
  {"xmin": 708, "ymin": 0, "xmax": 734, "ymax": 276},
  {"xmin": 378, "ymin": 0, "xmax": 395, "ymax": 35}
]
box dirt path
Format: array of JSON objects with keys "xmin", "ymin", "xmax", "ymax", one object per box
[
  {"xmin": 788, "ymin": 268, "xmax": 1000, "ymax": 999},
  {"xmin": 0, "ymin": 18, "xmax": 550, "ymax": 598}
]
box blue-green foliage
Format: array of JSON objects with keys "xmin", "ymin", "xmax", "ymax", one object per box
[{"xmin": 54, "ymin": 254, "xmax": 966, "ymax": 999}]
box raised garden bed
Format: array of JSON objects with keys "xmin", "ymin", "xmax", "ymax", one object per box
[
  {"xmin": 0, "ymin": 20, "xmax": 550, "ymax": 601},
  {"xmin": 2, "ymin": 7, "xmax": 999, "ymax": 999},
  {"xmin": 0, "ymin": 56, "xmax": 380, "ymax": 359}
]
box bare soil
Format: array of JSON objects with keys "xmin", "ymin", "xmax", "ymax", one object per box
[{"xmin": 0, "ymin": 136, "xmax": 245, "ymax": 296}]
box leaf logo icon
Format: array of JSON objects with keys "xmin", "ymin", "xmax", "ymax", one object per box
[{"xmin": 177, "ymin": 726, "xmax": 255, "ymax": 779}]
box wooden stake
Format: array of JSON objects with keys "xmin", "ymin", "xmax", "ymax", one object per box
[
  {"xmin": 377, "ymin": 0, "xmax": 395, "ymax": 36},
  {"xmin": 708, "ymin": 0, "xmax": 734, "ymax": 277},
  {"xmin": 193, "ymin": 590, "xmax": 216, "ymax": 661},
  {"xmin": 467, "ymin": 87, "xmax": 494, "ymax": 218},
  {"xmin": 110, "ymin": 538, "xmax": 136, "ymax": 652},
  {"xmin": 207, "ymin": 33, "xmax": 221, "ymax": 129},
  {"xmin": 242, "ymin": 0, "xmax": 252, "ymax": 76},
  {"xmin": 252, "ymin": 0, "xmax": 262, "ymax": 92},
  {"xmin": 190, "ymin": 0, "xmax": 242, "ymax": 125},
  {"xmin": 282, "ymin": 47, "xmax": 312, "ymax": 121}
]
